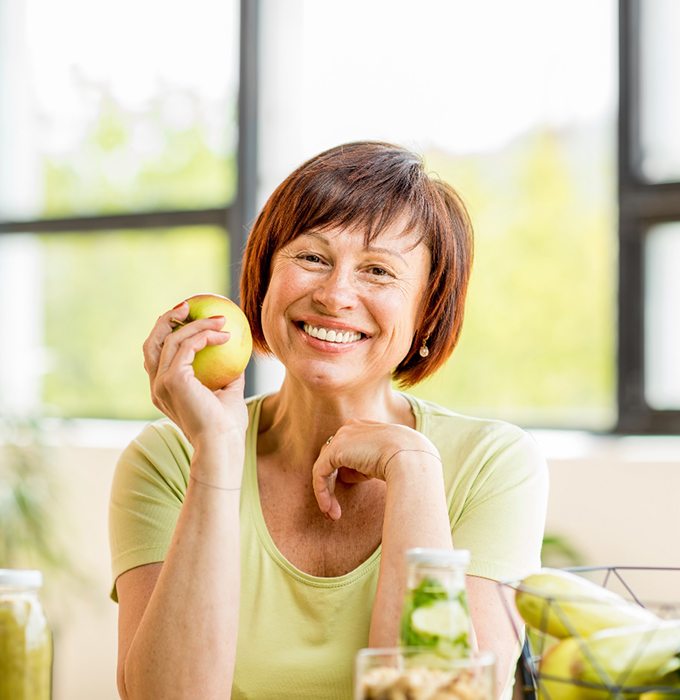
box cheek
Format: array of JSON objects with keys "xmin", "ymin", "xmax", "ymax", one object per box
[
  {"xmin": 260, "ymin": 272, "xmax": 303, "ymax": 345},
  {"xmin": 259, "ymin": 281, "xmax": 282, "ymax": 346},
  {"xmin": 383, "ymin": 288, "xmax": 422, "ymax": 333}
]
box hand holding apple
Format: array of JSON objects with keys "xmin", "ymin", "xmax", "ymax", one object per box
[{"xmin": 173, "ymin": 293, "xmax": 253, "ymax": 390}]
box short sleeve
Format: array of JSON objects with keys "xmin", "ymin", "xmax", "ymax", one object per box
[
  {"xmin": 108, "ymin": 421, "xmax": 192, "ymax": 601},
  {"xmin": 450, "ymin": 426, "xmax": 549, "ymax": 582}
]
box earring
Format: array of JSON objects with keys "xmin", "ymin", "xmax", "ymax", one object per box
[{"xmin": 419, "ymin": 335, "xmax": 430, "ymax": 358}]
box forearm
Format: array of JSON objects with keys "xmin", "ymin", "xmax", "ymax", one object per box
[
  {"xmin": 467, "ymin": 577, "xmax": 524, "ymax": 699},
  {"xmin": 369, "ymin": 454, "xmax": 453, "ymax": 647},
  {"xmin": 123, "ymin": 443, "xmax": 243, "ymax": 700}
]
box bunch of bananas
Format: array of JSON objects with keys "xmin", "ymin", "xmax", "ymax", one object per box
[{"xmin": 514, "ymin": 568, "xmax": 680, "ymax": 699}]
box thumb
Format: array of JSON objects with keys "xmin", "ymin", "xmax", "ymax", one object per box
[{"xmin": 312, "ymin": 458, "xmax": 342, "ymax": 521}]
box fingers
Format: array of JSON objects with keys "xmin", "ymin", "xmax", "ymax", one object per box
[
  {"xmin": 310, "ymin": 421, "xmax": 435, "ymax": 521},
  {"xmin": 143, "ymin": 301, "xmax": 232, "ymax": 419},
  {"xmin": 214, "ymin": 372, "xmax": 247, "ymax": 400},
  {"xmin": 143, "ymin": 300, "xmax": 225, "ymax": 381},
  {"xmin": 149, "ymin": 325, "xmax": 230, "ymax": 419},
  {"xmin": 337, "ymin": 467, "xmax": 370, "ymax": 484},
  {"xmin": 143, "ymin": 301, "xmax": 190, "ymax": 377},
  {"xmin": 157, "ymin": 322, "xmax": 229, "ymax": 378},
  {"xmin": 312, "ymin": 455, "xmax": 342, "ymax": 521}
]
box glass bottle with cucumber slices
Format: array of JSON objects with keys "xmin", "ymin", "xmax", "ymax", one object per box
[{"xmin": 399, "ymin": 548, "xmax": 473, "ymax": 659}]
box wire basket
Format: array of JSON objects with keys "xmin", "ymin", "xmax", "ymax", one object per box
[{"xmin": 498, "ymin": 566, "xmax": 680, "ymax": 699}]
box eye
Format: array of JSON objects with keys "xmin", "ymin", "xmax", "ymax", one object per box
[
  {"xmin": 368, "ymin": 266, "xmax": 391, "ymax": 278},
  {"xmin": 297, "ymin": 253, "xmax": 325, "ymax": 264}
]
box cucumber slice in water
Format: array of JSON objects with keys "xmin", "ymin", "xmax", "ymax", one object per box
[{"xmin": 411, "ymin": 599, "xmax": 468, "ymax": 638}]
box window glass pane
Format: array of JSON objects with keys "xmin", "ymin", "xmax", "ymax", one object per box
[
  {"xmin": 259, "ymin": 0, "xmax": 617, "ymax": 429},
  {"xmin": 639, "ymin": 0, "xmax": 680, "ymax": 183},
  {"xmin": 645, "ymin": 223, "xmax": 680, "ymax": 409},
  {"xmin": 0, "ymin": 228, "xmax": 229, "ymax": 419},
  {"xmin": 0, "ymin": 0, "xmax": 238, "ymax": 220}
]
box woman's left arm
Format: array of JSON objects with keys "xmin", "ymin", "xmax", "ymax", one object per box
[
  {"xmin": 311, "ymin": 419, "xmax": 543, "ymax": 698},
  {"xmin": 367, "ymin": 449, "xmax": 453, "ymax": 646},
  {"xmin": 311, "ymin": 422, "xmax": 454, "ymax": 645},
  {"xmin": 466, "ymin": 575, "xmax": 524, "ymax": 697}
]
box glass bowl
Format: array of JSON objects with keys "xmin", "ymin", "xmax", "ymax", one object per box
[{"xmin": 355, "ymin": 647, "xmax": 495, "ymax": 700}]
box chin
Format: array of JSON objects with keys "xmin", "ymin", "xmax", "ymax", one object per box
[{"xmin": 290, "ymin": 362, "xmax": 362, "ymax": 393}]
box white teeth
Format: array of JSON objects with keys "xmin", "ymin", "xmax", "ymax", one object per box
[{"xmin": 303, "ymin": 323, "xmax": 362, "ymax": 344}]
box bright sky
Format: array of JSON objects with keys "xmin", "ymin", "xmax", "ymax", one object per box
[
  {"xmin": 26, "ymin": 0, "xmax": 239, "ymax": 110},
  {"xmin": 291, "ymin": 0, "xmax": 617, "ymax": 153},
  {"xmin": 19, "ymin": 0, "xmax": 616, "ymax": 155}
]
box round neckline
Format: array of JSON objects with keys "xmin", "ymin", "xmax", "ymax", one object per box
[{"xmin": 245, "ymin": 392, "xmax": 423, "ymax": 588}]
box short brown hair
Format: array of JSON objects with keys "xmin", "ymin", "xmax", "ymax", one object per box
[{"xmin": 240, "ymin": 141, "xmax": 473, "ymax": 387}]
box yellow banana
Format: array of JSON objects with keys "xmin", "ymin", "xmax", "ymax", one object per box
[
  {"xmin": 516, "ymin": 568, "xmax": 659, "ymax": 638},
  {"xmin": 638, "ymin": 669, "xmax": 680, "ymax": 698},
  {"xmin": 537, "ymin": 621, "xmax": 680, "ymax": 700}
]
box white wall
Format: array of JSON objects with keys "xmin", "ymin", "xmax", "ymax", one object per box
[
  {"xmin": 543, "ymin": 438, "xmax": 680, "ymax": 602},
  {"xmin": 34, "ymin": 431, "xmax": 680, "ymax": 699}
]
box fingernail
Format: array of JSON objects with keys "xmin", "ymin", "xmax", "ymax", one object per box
[
  {"xmin": 208, "ymin": 315, "xmax": 225, "ymax": 320},
  {"xmin": 172, "ymin": 301, "xmax": 187, "ymax": 309}
]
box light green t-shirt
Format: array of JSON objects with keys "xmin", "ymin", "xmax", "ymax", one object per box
[{"xmin": 109, "ymin": 393, "xmax": 548, "ymax": 699}]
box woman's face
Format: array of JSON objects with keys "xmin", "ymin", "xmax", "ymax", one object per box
[{"xmin": 260, "ymin": 217, "xmax": 431, "ymax": 393}]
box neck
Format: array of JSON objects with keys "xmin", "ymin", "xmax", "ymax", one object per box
[{"xmin": 257, "ymin": 375, "xmax": 414, "ymax": 472}]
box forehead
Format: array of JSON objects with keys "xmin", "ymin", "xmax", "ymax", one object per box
[{"xmin": 290, "ymin": 214, "xmax": 428, "ymax": 255}]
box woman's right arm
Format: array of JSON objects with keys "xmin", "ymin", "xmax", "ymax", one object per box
[{"xmin": 115, "ymin": 302, "xmax": 248, "ymax": 700}]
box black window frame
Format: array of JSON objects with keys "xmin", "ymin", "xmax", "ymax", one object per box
[
  {"xmin": 618, "ymin": 0, "xmax": 680, "ymax": 433},
  {"xmin": 3, "ymin": 0, "xmax": 679, "ymax": 434}
]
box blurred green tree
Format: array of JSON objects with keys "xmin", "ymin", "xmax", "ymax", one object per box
[
  {"xmin": 410, "ymin": 128, "xmax": 616, "ymax": 429},
  {"xmin": 39, "ymin": 89, "xmax": 615, "ymax": 427},
  {"xmin": 40, "ymin": 89, "xmax": 232, "ymax": 419}
]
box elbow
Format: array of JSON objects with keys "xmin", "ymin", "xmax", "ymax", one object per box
[
  {"xmin": 116, "ymin": 668, "xmax": 129, "ymax": 700},
  {"xmin": 118, "ymin": 659, "xmax": 234, "ymax": 700},
  {"xmin": 117, "ymin": 655, "xmax": 135, "ymax": 700}
]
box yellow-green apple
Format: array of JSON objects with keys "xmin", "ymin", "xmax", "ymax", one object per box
[{"xmin": 176, "ymin": 293, "xmax": 252, "ymax": 390}]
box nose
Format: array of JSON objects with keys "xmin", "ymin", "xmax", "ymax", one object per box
[{"xmin": 311, "ymin": 265, "xmax": 357, "ymax": 313}]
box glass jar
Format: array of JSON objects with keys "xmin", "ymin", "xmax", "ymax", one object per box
[
  {"xmin": 355, "ymin": 648, "xmax": 495, "ymax": 700},
  {"xmin": 0, "ymin": 569, "xmax": 52, "ymax": 700},
  {"xmin": 399, "ymin": 548, "xmax": 473, "ymax": 658}
]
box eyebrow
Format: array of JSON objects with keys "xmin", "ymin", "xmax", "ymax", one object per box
[{"xmin": 300, "ymin": 231, "xmax": 408, "ymax": 264}]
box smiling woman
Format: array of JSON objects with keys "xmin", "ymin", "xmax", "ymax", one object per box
[
  {"xmin": 242, "ymin": 142, "xmax": 473, "ymax": 387},
  {"xmin": 258, "ymin": 222, "xmax": 431, "ymax": 392},
  {"xmin": 109, "ymin": 141, "xmax": 548, "ymax": 700}
]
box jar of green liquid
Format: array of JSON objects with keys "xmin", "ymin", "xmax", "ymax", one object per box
[
  {"xmin": 399, "ymin": 548, "xmax": 473, "ymax": 659},
  {"xmin": 0, "ymin": 569, "xmax": 52, "ymax": 700}
]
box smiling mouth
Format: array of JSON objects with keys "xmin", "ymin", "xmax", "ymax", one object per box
[{"xmin": 301, "ymin": 322, "xmax": 365, "ymax": 344}]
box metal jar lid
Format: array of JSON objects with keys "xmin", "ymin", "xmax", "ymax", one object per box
[
  {"xmin": 0, "ymin": 569, "xmax": 43, "ymax": 588},
  {"xmin": 406, "ymin": 548, "xmax": 471, "ymax": 567}
]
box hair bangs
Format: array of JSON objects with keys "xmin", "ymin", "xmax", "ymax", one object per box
[{"xmin": 289, "ymin": 167, "xmax": 433, "ymax": 251}]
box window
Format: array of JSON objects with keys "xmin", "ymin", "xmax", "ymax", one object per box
[
  {"xmin": 258, "ymin": 0, "xmax": 618, "ymax": 430},
  {"xmin": 618, "ymin": 0, "xmax": 680, "ymax": 432},
  {"xmin": 0, "ymin": 0, "xmax": 258, "ymax": 419},
  {"xmin": 1, "ymin": 0, "xmax": 677, "ymax": 435}
]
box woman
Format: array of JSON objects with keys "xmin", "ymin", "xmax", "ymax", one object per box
[{"xmin": 110, "ymin": 141, "xmax": 548, "ymax": 699}]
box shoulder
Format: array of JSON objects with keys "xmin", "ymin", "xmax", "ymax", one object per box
[
  {"xmin": 406, "ymin": 394, "xmax": 547, "ymax": 483},
  {"xmin": 121, "ymin": 419, "xmax": 193, "ymax": 467},
  {"xmin": 407, "ymin": 394, "xmax": 534, "ymax": 452},
  {"xmin": 117, "ymin": 395, "xmax": 266, "ymax": 476},
  {"xmin": 112, "ymin": 419, "xmax": 193, "ymax": 506},
  {"xmin": 122, "ymin": 394, "xmax": 265, "ymax": 462}
]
